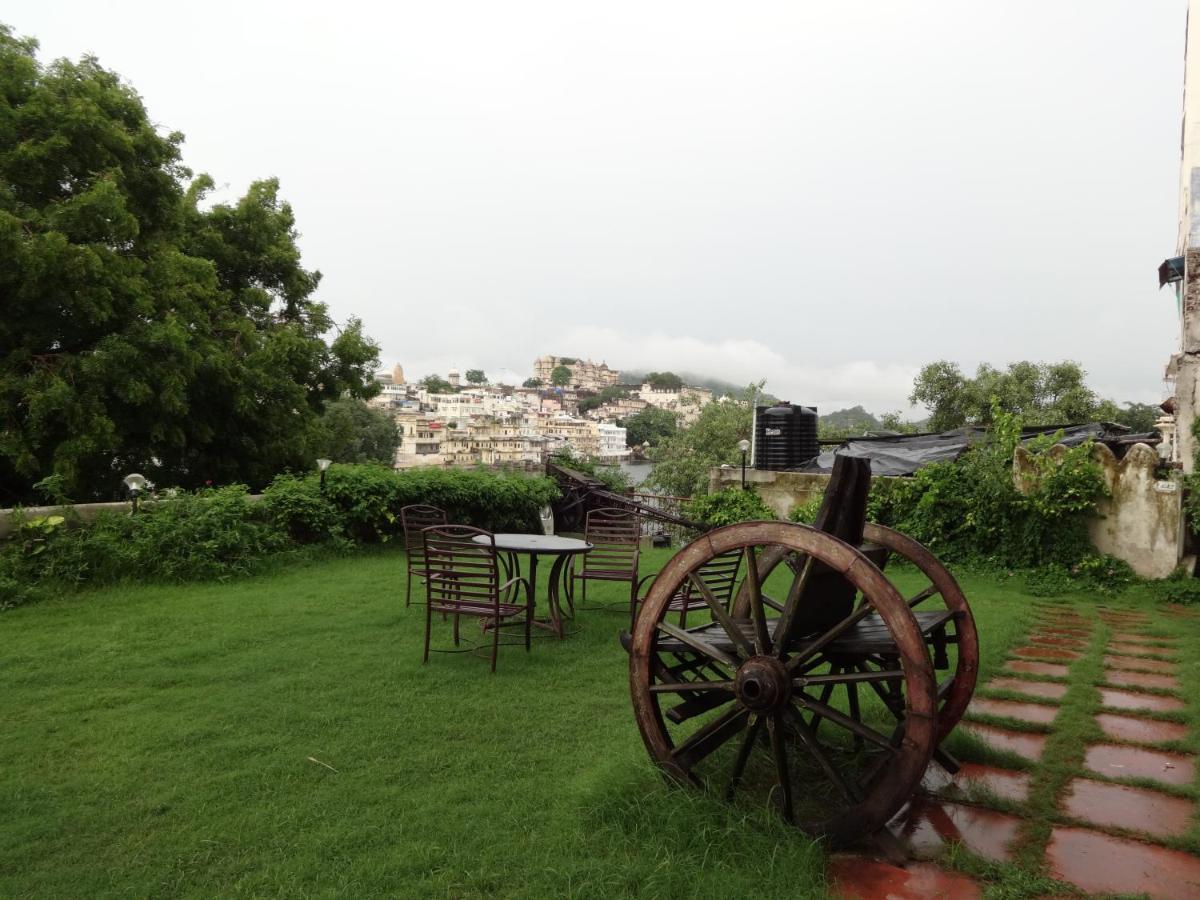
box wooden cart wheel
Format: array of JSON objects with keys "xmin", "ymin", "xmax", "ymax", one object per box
[
  {"xmin": 861, "ymin": 523, "xmax": 978, "ymax": 743},
  {"xmin": 630, "ymin": 522, "xmax": 937, "ymax": 846}
]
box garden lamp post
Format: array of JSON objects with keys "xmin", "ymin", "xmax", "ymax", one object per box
[
  {"xmin": 317, "ymin": 458, "xmax": 331, "ymax": 492},
  {"xmin": 738, "ymin": 439, "xmax": 750, "ymax": 490},
  {"xmin": 123, "ymin": 473, "xmax": 148, "ymax": 514}
]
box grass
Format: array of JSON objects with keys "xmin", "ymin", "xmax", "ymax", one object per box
[{"xmin": 0, "ymin": 548, "xmax": 1179, "ymax": 898}]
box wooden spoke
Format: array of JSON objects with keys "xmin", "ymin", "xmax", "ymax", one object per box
[
  {"xmin": 656, "ymin": 620, "xmax": 739, "ymax": 670},
  {"xmin": 784, "ymin": 601, "xmax": 879, "ymax": 673},
  {"xmin": 649, "ymin": 681, "xmax": 735, "ymax": 694},
  {"xmin": 671, "ymin": 706, "xmax": 750, "ymax": 771},
  {"xmin": 687, "ymin": 572, "xmax": 755, "ymax": 659},
  {"xmin": 907, "ymin": 583, "xmax": 939, "ymax": 608},
  {"xmin": 743, "ymin": 546, "xmax": 772, "ymax": 655},
  {"xmin": 768, "ymin": 714, "xmax": 795, "ymax": 822},
  {"xmin": 793, "ymin": 691, "xmax": 897, "ymax": 752},
  {"xmin": 794, "ymin": 668, "xmax": 905, "ymax": 688},
  {"xmin": 725, "ymin": 714, "xmax": 765, "ymax": 801},
  {"xmin": 782, "ymin": 706, "xmax": 863, "ymax": 805},
  {"xmin": 772, "ymin": 554, "xmax": 815, "ymax": 652}
]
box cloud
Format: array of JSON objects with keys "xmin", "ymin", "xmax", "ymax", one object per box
[{"xmin": 559, "ymin": 326, "xmax": 922, "ymax": 415}]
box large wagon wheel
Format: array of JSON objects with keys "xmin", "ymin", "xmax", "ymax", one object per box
[
  {"xmin": 739, "ymin": 524, "xmax": 977, "ymax": 749},
  {"xmin": 629, "ymin": 522, "xmax": 937, "ymax": 846},
  {"xmin": 862, "ymin": 523, "xmax": 978, "ymax": 745}
]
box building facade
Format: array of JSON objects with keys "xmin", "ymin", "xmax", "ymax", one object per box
[{"xmin": 532, "ymin": 356, "xmax": 620, "ymax": 391}]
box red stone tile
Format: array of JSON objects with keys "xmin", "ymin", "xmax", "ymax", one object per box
[
  {"xmin": 1047, "ymin": 827, "xmax": 1200, "ymax": 898},
  {"xmin": 1028, "ymin": 635, "xmax": 1087, "ymax": 649},
  {"xmin": 1112, "ymin": 632, "xmax": 1176, "ymax": 646},
  {"xmin": 985, "ymin": 677, "xmax": 1068, "ymax": 700},
  {"xmin": 1104, "ymin": 655, "xmax": 1177, "ymax": 674},
  {"xmin": 1098, "ymin": 688, "xmax": 1185, "ymax": 713},
  {"xmin": 1110, "ymin": 643, "xmax": 1176, "ymax": 660},
  {"xmin": 1096, "ymin": 713, "xmax": 1190, "ymax": 745},
  {"xmin": 943, "ymin": 762, "xmax": 1031, "ymax": 803},
  {"xmin": 963, "ymin": 724, "xmax": 1046, "ymax": 761},
  {"xmin": 1164, "ymin": 604, "xmax": 1199, "ymax": 618},
  {"xmin": 894, "ymin": 797, "xmax": 1020, "ymax": 862},
  {"xmin": 1061, "ymin": 778, "xmax": 1194, "ymax": 838},
  {"xmin": 828, "ymin": 856, "xmax": 981, "ymax": 899},
  {"xmin": 1083, "ymin": 744, "xmax": 1195, "ymax": 786},
  {"xmin": 969, "ymin": 698, "xmax": 1058, "ymax": 725},
  {"xmin": 1014, "ymin": 646, "xmax": 1080, "ymax": 662},
  {"xmin": 1005, "ymin": 659, "xmax": 1070, "ymax": 678},
  {"xmin": 1104, "ymin": 670, "xmax": 1181, "ymax": 692}
]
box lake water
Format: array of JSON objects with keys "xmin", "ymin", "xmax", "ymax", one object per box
[{"xmin": 619, "ymin": 460, "xmax": 654, "ymax": 487}]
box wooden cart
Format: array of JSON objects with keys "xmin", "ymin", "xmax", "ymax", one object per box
[{"xmin": 625, "ymin": 456, "xmax": 978, "ymax": 846}]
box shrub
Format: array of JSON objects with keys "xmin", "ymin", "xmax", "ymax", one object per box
[
  {"xmin": 686, "ymin": 489, "xmax": 776, "ymax": 528},
  {"xmin": 1, "ymin": 467, "xmax": 561, "ymax": 605},
  {"xmin": 788, "ymin": 497, "xmax": 822, "ymax": 524},
  {"xmin": 867, "ymin": 407, "xmax": 1107, "ymax": 569}
]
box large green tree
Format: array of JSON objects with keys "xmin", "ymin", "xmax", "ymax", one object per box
[
  {"xmin": 0, "ymin": 26, "xmax": 379, "ymax": 503},
  {"xmin": 646, "ymin": 385, "xmax": 762, "ymax": 497},
  {"xmin": 550, "ymin": 365, "xmax": 572, "ymax": 387},
  {"xmin": 910, "ymin": 360, "xmax": 1102, "ymax": 431},
  {"xmin": 314, "ymin": 399, "xmax": 399, "ymax": 464},
  {"xmin": 620, "ymin": 406, "xmax": 678, "ymax": 447}
]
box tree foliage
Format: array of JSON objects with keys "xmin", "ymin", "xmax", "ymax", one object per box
[
  {"xmin": 314, "ymin": 399, "xmax": 399, "ymax": 465},
  {"xmin": 0, "ymin": 25, "xmax": 379, "ymax": 503},
  {"xmin": 419, "ymin": 375, "xmax": 454, "ymax": 394},
  {"xmin": 578, "ymin": 384, "xmax": 629, "ymax": 413},
  {"xmin": 644, "ymin": 371, "xmax": 684, "ymax": 391},
  {"xmin": 550, "ymin": 365, "xmax": 572, "ymax": 387},
  {"xmin": 620, "ymin": 406, "xmax": 678, "ymax": 447},
  {"xmin": 464, "ymin": 369, "xmax": 486, "ymax": 385},
  {"xmin": 911, "ymin": 360, "xmax": 1111, "ymax": 431},
  {"xmin": 645, "ymin": 385, "xmax": 762, "ymax": 497},
  {"xmin": 522, "ymin": 378, "xmax": 542, "ymax": 388}
]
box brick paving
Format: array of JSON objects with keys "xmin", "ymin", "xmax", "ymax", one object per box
[{"xmin": 830, "ymin": 605, "xmax": 1198, "ymax": 899}]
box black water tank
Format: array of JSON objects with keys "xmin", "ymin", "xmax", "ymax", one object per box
[{"xmin": 753, "ymin": 403, "xmax": 819, "ymax": 470}]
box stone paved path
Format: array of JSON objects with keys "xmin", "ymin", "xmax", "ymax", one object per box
[{"xmin": 829, "ymin": 600, "xmax": 1200, "ymax": 899}]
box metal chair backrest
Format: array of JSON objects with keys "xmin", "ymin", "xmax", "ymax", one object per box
[
  {"xmin": 687, "ymin": 548, "xmax": 743, "ymax": 609},
  {"xmin": 402, "ymin": 504, "xmax": 448, "ymax": 567},
  {"xmin": 581, "ymin": 506, "xmax": 641, "ymax": 578},
  {"xmin": 422, "ymin": 525, "xmax": 500, "ymax": 612}
]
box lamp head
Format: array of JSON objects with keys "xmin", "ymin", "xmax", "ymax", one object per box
[
  {"xmin": 738, "ymin": 439, "xmax": 751, "ymax": 453},
  {"xmin": 123, "ymin": 473, "xmax": 148, "ymax": 495},
  {"xmin": 316, "ymin": 458, "xmax": 332, "ymax": 472}
]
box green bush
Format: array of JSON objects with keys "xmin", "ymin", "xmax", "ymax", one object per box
[
  {"xmin": 868, "ymin": 408, "xmax": 1107, "ymax": 569},
  {"xmin": 788, "ymin": 497, "xmax": 823, "ymax": 525},
  {"xmin": 686, "ymin": 489, "xmax": 776, "ymax": 528},
  {"xmin": 1, "ymin": 467, "xmax": 560, "ymax": 607}
]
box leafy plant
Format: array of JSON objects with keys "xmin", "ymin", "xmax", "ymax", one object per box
[
  {"xmin": 686, "ymin": 489, "xmax": 776, "ymax": 527},
  {"xmin": 788, "ymin": 497, "xmax": 822, "ymax": 524}
]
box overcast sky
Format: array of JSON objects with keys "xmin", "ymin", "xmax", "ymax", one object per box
[{"xmin": 12, "ymin": 2, "xmax": 1189, "ymax": 414}]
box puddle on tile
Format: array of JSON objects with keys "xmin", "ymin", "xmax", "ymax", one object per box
[
  {"xmin": 1103, "ymin": 670, "xmax": 1180, "ymax": 692},
  {"xmin": 940, "ymin": 762, "xmax": 1031, "ymax": 803},
  {"xmin": 827, "ymin": 856, "xmax": 981, "ymax": 900},
  {"xmin": 1061, "ymin": 778, "xmax": 1194, "ymax": 838},
  {"xmin": 1004, "ymin": 659, "xmax": 1070, "ymax": 678},
  {"xmin": 1095, "ymin": 713, "xmax": 1189, "ymax": 745},
  {"xmin": 984, "ymin": 678, "xmax": 1068, "ymax": 700},
  {"xmin": 1103, "ymin": 655, "xmax": 1176, "ymax": 674},
  {"xmin": 1047, "ymin": 827, "xmax": 1200, "ymax": 899},
  {"xmin": 1098, "ymin": 688, "xmax": 1184, "ymax": 713},
  {"xmin": 963, "ymin": 724, "xmax": 1046, "ymax": 761},
  {"xmin": 969, "ymin": 698, "xmax": 1057, "ymax": 725},
  {"xmin": 1083, "ymin": 743, "xmax": 1195, "ymax": 786},
  {"xmin": 893, "ymin": 797, "xmax": 1019, "ymax": 862}
]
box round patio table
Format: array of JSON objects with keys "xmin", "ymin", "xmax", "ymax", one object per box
[{"xmin": 473, "ymin": 534, "xmax": 592, "ymax": 639}]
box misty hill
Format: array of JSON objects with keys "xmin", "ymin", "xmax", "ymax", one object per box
[
  {"xmin": 820, "ymin": 405, "xmax": 882, "ymax": 434},
  {"xmin": 619, "ymin": 370, "xmax": 778, "ymax": 402}
]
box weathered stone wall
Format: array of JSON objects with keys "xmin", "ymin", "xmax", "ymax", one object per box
[
  {"xmin": 708, "ymin": 467, "xmax": 831, "ymax": 518},
  {"xmin": 1013, "ymin": 442, "xmax": 1185, "ymax": 579}
]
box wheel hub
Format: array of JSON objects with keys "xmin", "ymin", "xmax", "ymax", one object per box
[{"xmin": 734, "ymin": 655, "xmax": 791, "ymax": 712}]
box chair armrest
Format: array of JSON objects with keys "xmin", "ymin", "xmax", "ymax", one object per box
[
  {"xmin": 498, "ymin": 575, "xmax": 532, "ymax": 597},
  {"xmin": 635, "ymin": 572, "xmax": 659, "ymax": 597}
]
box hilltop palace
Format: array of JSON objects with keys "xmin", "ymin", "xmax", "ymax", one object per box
[{"xmin": 368, "ymin": 358, "xmax": 714, "ymax": 469}]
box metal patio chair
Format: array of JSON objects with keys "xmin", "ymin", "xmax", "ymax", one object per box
[{"xmin": 401, "ymin": 504, "xmax": 447, "ymax": 607}]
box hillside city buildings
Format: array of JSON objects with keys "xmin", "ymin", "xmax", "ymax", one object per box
[{"xmin": 369, "ymin": 357, "xmax": 716, "ymax": 469}]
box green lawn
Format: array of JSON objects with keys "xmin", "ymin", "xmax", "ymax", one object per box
[{"xmin": 0, "ymin": 547, "xmax": 1136, "ymax": 898}]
